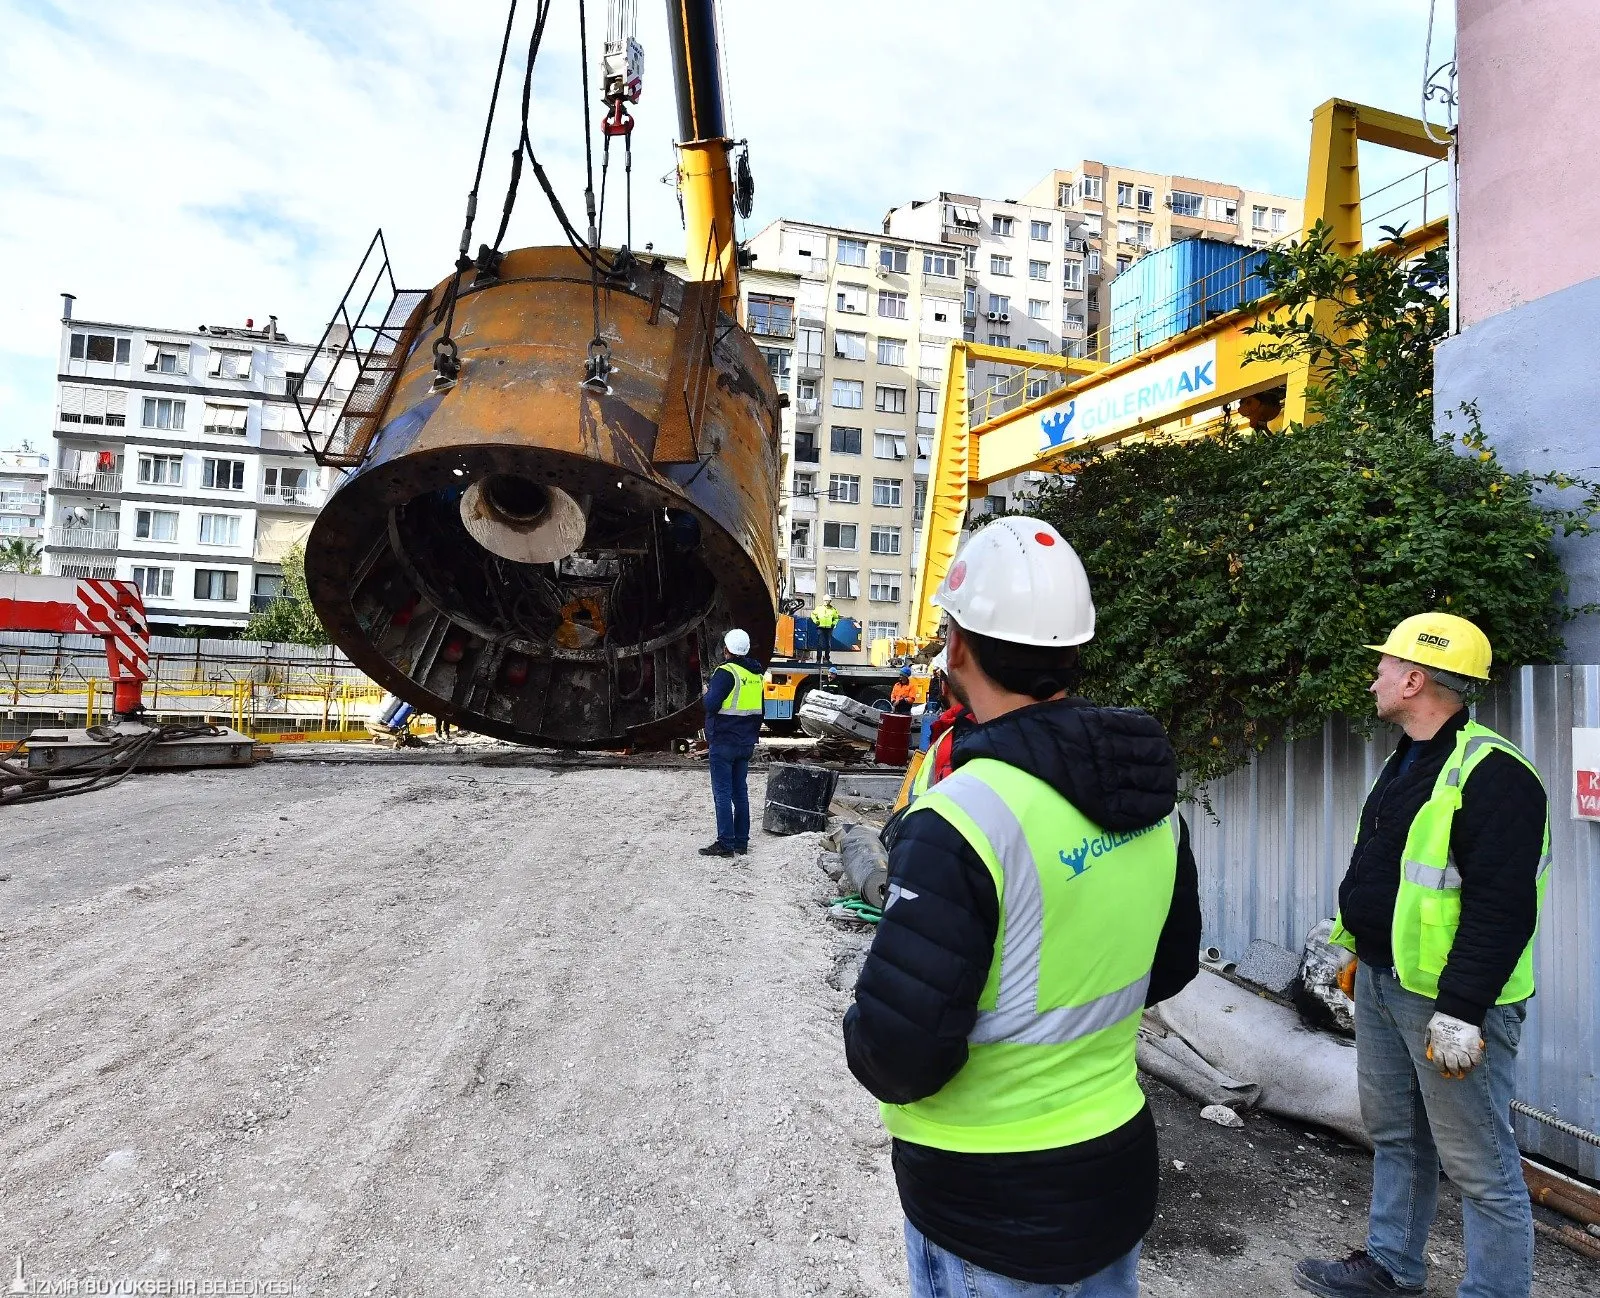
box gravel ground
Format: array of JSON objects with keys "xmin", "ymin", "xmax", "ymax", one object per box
[{"xmin": 1, "ymin": 760, "xmax": 1594, "ymax": 1296}]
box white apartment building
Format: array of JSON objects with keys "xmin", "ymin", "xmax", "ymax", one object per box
[
  {"xmin": 746, "ymin": 220, "xmax": 965, "ymax": 649},
  {"xmin": 0, "ymin": 448, "xmax": 49, "ymax": 544},
  {"xmin": 43, "ymin": 301, "xmax": 333, "ymax": 632}
]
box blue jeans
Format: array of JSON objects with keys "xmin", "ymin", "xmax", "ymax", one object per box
[
  {"xmin": 707, "ymin": 745, "xmax": 753, "ymax": 849},
  {"xmin": 905, "ymin": 1220, "xmax": 1140, "ymax": 1298},
  {"xmin": 1356, "ymin": 964, "xmax": 1532, "ymax": 1298}
]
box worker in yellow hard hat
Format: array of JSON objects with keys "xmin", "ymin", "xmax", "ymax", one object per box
[
  {"xmin": 842, "ymin": 517, "xmax": 1202, "ymax": 1293},
  {"xmin": 1295, "ymin": 613, "xmax": 1549, "ymax": 1298}
]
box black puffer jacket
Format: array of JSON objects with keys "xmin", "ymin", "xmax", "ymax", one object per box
[
  {"xmin": 1337, "ymin": 708, "xmax": 1546, "ymax": 1025},
  {"xmin": 841, "ymin": 698, "xmax": 1201, "ymax": 1284}
]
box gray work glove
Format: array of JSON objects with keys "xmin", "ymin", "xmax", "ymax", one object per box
[{"xmin": 1424, "ymin": 1011, "xmax": 1485, "ymax": 1079}]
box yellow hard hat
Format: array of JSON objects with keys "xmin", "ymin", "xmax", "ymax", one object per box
[{"xmin": 1365, "ymin": 613, "xmax": 1492, "ymax": 680}]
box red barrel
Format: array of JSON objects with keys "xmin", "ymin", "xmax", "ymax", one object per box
[{"xmin": 874, "ymin": 711, "xmax": 913, "ymax": 767}]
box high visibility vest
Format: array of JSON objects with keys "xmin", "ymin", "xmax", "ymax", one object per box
[
  {"xmin": 909, "ymin": 726, "xmax": 955, "ymax": 799},
  {"xmin": 1330, "ymin": 721, "xmax": 1550, "ymax": 1003},
  {"xmin": 714, "ymin": 662, "xmax": 765, "ymax": 717},
  {"xmin": 883, "ymin": 757, "xmax": 1179, "ymax": 1154},
  {"xmin": 813, "ymin": 605, "xmax": 841, "ymax": 629}
]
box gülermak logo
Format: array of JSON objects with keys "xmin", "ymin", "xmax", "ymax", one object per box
[
  {"xmin": 1059, "ymin": 822, "xmax": 1163, "ymax": 879},
  {"xmin": 1040, "ymin": 401, "xmax": 1077, "ymax": 449}
]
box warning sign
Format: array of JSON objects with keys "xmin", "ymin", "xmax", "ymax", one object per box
[{"xmin": 1572, "ymin": 728, "xmax": 1600, "ymax": 820}]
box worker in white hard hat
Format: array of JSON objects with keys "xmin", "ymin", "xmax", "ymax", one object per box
[
  {"xmin": 1295, "ymin": 614, "xmax": 1549, "ymax": 1298},
  {"xmin": 812, "ymin": 594, "xmax": 841, "ymax": 669},
  {"xmin": 698, "ymin": 627, "xmax": 765, "ymax": 858},
  {"xmin": 842, "ymin": 517, "xmax": 1202, "ymax": 1294}
]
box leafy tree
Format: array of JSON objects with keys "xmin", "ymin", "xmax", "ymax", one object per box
[
  {"xmin": 243, "ymin": 543, "xmax": 329, "ymax": 646},
  {"xmin": 1017, "ymin": 222, "xmax": 1596, "ymax": 783},
  {"xmin": 0, "ymin": 539, "xmax": 41, "ymax": 574}
]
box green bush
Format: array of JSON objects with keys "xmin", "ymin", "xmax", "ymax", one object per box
[{"xmin": 244, "ymin": 543, "xmax": 329, "ymax": 647}]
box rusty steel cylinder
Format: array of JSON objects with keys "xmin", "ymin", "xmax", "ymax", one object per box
[{"xmin": 304, "ymin": 247, "xmax": 781, "ymax": 748}]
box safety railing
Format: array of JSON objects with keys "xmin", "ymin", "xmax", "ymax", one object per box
[{"xmin": 52, "ymin": 471, "xmax": 123, "ymax": 494}]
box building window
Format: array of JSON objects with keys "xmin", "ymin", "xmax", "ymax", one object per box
[
  {"xmin": 798, "ymin": 326, "xmax": 823, "ymax": 369},
  {"xmin": 872, "ymin": 477, "xmax": 902, "ymax": 507},
  {"xmin": 869, "ymin": 570, "xmax": 902, "ymax": 602},
  {"xmin": 1137, "ymin": 187, "xmax": 1154, "ymax": 212},
  {"xmin": 198, "ymin": 513, "xmax": 242, "ymax": 545},
  {"xmin": 1117, "ymin": 220, "xmax": 1136, "ymax": 245},
  {"xmin": 1170, "ymin": 190, "xmax": 1203, "ymax": 218},
  {"xmin": 923, "ymin": 250, "xmax": 959, "ymax": 277},
  {"xmin": 1027, "ymin": 377, "xmax": 1051, "ymax": 399},
  {"xmin": 987, "ymin": 293, "xmax": 1010, "ymax": 316},
  {"xmin": 1030, "ymin": 220, "xmax": 1052, "ymax": 241},
  {"xmin": 1252, "ymin": 205, "xmax": 1269, "ymax": 230},
  {"xmin": 1136, "ymin": 221, "xmax": 1154, "ymax": 248},
  {"xmin": 1063, "ymin": 262, "xmax": 1084, "ymax": 290},
  {"xmin": 879, "ymin": 245, "xmax": 909, "ymax": 273},
  {"xmin": 1085, "ymin": 251, "xmax": 1101, "ymax": 274},
  {"xmin": 918, "ymin": 363, "xmax": 942, "ymax": 385},
  {"xmin": 285, "ymin": 370, "xmax": 306, "ymax": 398},
  {"xmin": 194, "ymin": 569, "xmax": 239, "ymax": 601},
  {"xmin": 790, "ymin": 518, "xmax": 813, "ymax": 557},
  {"xmin": 1063, "ymin": 310, "xmax": 1086, "ymax": 328},
  {"xmin": 991, "ymin": 215, "xmax": 1015, "ymax": 237},
  {"xmin": 1087, "ymin": 290, "xmax": 1099, "ymax": 311},
  {"xmin": 797, "ymin": 377, "xmax": 818, "ymax": 404},
  {"xmin": 828, "ymin": 473, "xmax": 860, "ymax": 504},
  {"xmin": 794, "ymin": 430, "xmax": 819, "ymax": 462},
  {"xmin": 914, "ymin": 479, "xmax": 928, "ymax": 517},
  {"xmin": 867, "ymin": 619, "xmax": 899, "ymax": 642},
  {"xmin": 793, "ymin": 471, "xmax": 815, "ymax": 497},
  {"xmin": 987, "ymin": 333, "xmax": 1010, "ymax": 348},
  {"xmin": 71, "ymin": 333, "xmax": 130, "ymax": 364},
  {"xmin": 1079, "ymin": 176, "xmax": 1103, "ymax": 202},
  {"xmin": 877, "ymin": 337, "xmax": 906, "ymax": 366},
  {"xmin": 1063, "ymin": 339, "xmax": 1084, "ymax": 358},
  {"xmin": 131, "ymin": 565, "xmax": 174, "ymax": 598},
  {"xmin": 1117, "ymin": 181, "xmax": 1134, "ymax": 208},
  {"xmin": 1025, "ymin": 339, "xmax": 1050, "ymax": 353},
  {"xmin": 989, "ymin": 255, "xmax": 1012, "ymax": 276},
  {"xmin": 1028, "ymin": 299, "xmax": 1048, "ymax": 320},
  {"xmin": 1206, "ymin": 196, "xmax": 1238, "ymax": 223},
  {"xmin": 964, "ymin": 246, "xmax": 977, "ymax": 269},
  {"xmin": 134, "ymin": 509, "xmax": 179, "ymax": 541},
  {"xmin": 875, "ymin": 385, "xmax": 907, "ymax": 414},
  {"xmin": 1116, "ymin": 254, "xmax": 1132, "ymax": 275},
  {"xmin": 202, "ymin": 457, "xmax": 245, "ymax": 490},
  {"xmin": 869, "ymin": 525, "xmax": 901, "ymax": 556},
  {"xmin": 877, "ymin": 290, "xmax": 908, "ymax": 320},
  {"xmin": 823, "ymin": 521, "xmax": 858, "ymax": 551},
  {"xmin": 874, "ymin": 430, "xmax": 907, "ymax": 460},
  {"xmin": 835, "ymin": 284, "xmax": 867, "ymax": 314},
  {"xmin": 747, "ymin": 295, "xmax": 795, "ymax": 338},
  {"xmin": 1057, "ymin": 182, "xmax": 1073, "ymax": 207},
  {"xmin": 836, "ymin": 237, "xmax": 868, "ymax": 266},
  {"xmin": 203, "ymin": 404, "xmax": 248, "ymax": 435},
  {"xmin": 1028, "ymin": 260, "xmax": 1050, "ymax": 281},
  {"xmin": 759, "ymin": 345, "xmax": 791, "ymax": 391},
  {"xmin": 263, "ymin": 466, "xmax": 310, "ymax": 502},
  {"xmin": 829, "ymin": 425, "xmax": 863, "ymax": 454},
  {"xmin": 831, "ymin": 378, "xmax": 864, "ymax": 409},
  {"xmin": 917, "ymin": 389, "xmax": 938, "ymax": 419},
  {"xmin": 141, "ymin": 397, "xmax": 185, "ymax": 431},
  {"xmin": 209, "ymin": 348, "xmax": 252, "ymax": 380},
  {"xmin": 140, "ymin": 344, "xmax": 189, "ymax": 375},
  {"xmin": 1271, "ymin": 207, "xmax": 1287, "ymax": 233},
  {"xmin": 137, "ymin": 454, "xmax": 183, "ymax": 486},
  {"xmin": 826, "ymin": 568, "xmax": 860, "ymax": 599}
]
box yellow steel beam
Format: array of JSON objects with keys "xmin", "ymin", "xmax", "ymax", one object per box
[
  {"xmin": 909, "ymin": 341, "xmax": 974, "ymax": 640},
  {"xmin": 679, "ymin": 141, "xmax": 740, "ymax": 315}
]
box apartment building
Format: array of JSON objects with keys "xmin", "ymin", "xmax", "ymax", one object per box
[
  {"xmin": 746, "ymin": 220, "xmax": 963, "ymax": 650},
  {"xmin": 0, "ymin": 448, "xmax": 49, "ymax": 544},
  {"xmin": 1021, "ymin": 165, "xmax": 1301, "ymax": 348},
  {"xmin": 43, "ymin": 301, "xmax": 333, "ymax": 632}
]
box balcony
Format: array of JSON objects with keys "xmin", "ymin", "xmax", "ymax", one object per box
[
  {"xmin": 250, "ymin": 592, "xmax": 291, "ymax": 613},
  {"xmin": 789, "ymin": 494, "xmax": 818, "ymax": 516},
  {"xmin": 941, "ymin": 222, "xmax": 981, "ymax": 248},
  {"xmin": 1061, "ymin": 317, "xmax": 1087, "ymax": 338},
  {"xmin": 789, "ymin": 542, "xmax": 816, "ymax": 562},
  {"xmin": 793, "ymin": 397, "xmax": 821, "ymax": 421},
  {"xmin": 793, "ymin": 444, "xmax": 820, "ymax": 464},
  {"xmin": 49, "ymin": 526, "xmax": 119, "ymax": 550},
  {"xmin": 1064, "ymin": 238, "xmax": 1088, "ymax": 256},
  {"xmin": 52, "ymin": 470, "xmax": 123, "ymax": 494},
  {"xmin": 0, "ymin": 492, "xmax": 45, "ymax": 515},
  {"xmin": 796, "ymin": 355, "xmax": 824, "ymax": 379},
  {"xmin": 262, "ymin": 486, "xmax": 318, "ymax": 507}
]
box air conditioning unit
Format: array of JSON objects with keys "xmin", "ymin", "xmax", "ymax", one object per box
[
  {"xmin": 998, "ymin": 313, "xmax": 1011, "ymax": 324},
  {"xmin": 874, "ymin": 265, "xmax": 890, "ymax": 280},
  {"xmin": 842, "ymin": 303, "xmax": 858, "ymax": 313},
  {"xmin": 985, "ymin": 312, "xmax": 999, "ymax": 321},
  {"xmin": 1164, "ymin": 193, "xmax": 1174, "ymax": 208}
]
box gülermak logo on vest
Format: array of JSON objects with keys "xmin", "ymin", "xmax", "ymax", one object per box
[
  {"xmin": 1060, "ymin": 822, "xmax": 1163, "ymax": 879},
  {"xmin": 1039, "ymin": 341, "xmax": 1219, "ymax": 451}
]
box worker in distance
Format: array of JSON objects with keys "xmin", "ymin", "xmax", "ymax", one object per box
[
  {"xmin": 1295, "ymin": 614, "xmax": 1549, "ymax": 1298},
  {"xmin": 812, "ymin": 594, "xmax": 841, "ymax": 670},
  {"xmin": 842, "ymin": 516, "xmax": 1202, "ymax": 1296},
  {"xmin": 697, "ymin": 627, "xmax": 764, "ymax": 858}
]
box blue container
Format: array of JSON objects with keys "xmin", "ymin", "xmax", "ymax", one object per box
[
  {"xmin": 792, "ymin": 616, "xmax": 861, "ymax": 653},
  {"xmin": 1107, "ymin": 238, "xmax": 1270, "ymax": 363}
]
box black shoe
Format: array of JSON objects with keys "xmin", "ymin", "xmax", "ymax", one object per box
[
  {"xmin": 733, "ymin": 844, "xmax": 749, "ymax": 855},
  {"xmin": 698, "ymin": 842, "xmax": 736, "ymax": 857},
  {"xmin": 1292, "ymin": 1251, "xmax": 1423, "ymax": 1297}
]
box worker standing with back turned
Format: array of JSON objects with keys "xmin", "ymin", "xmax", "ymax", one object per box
[
  {"xmin": 1295, "ymin": 614, "xmax": 1548, "ymax": 1298},
  {"xmin": 698, "ymin": 628, "xmax": 764, "ymax": 858},
  {"xmin": 812, "ymin": 595, "xmax": 841, "ymax": 670},
  {"xmin": 843, "ymin": 517, "xmax": 1202, "ymax": 1296}
]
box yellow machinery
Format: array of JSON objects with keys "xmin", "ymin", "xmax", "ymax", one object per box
[{"xmin": 909, "ymin": 100, "xmax": 1451, "ymax": 639}]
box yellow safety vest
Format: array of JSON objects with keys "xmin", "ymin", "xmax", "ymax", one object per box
[
  {"xmin": 1331, "ymin": 720, "xmax": 1550, "ymax": 1003},
  {"xmin": 883, "ymin": 757, "xmax": 1179, "ymax": 1154},
  {"xmin": 813, "ymin": 605, "xmax": 841, "ymax": 630},
  {"xmin": 714, "ymin": 662, "xmax": 764, "ymax": 717}
]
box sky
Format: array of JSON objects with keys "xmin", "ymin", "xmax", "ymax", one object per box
[{"xmin": 0, "ymin": 0, "xmax": 1456, "ymax": 451}]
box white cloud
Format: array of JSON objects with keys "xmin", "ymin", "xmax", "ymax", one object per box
[{"xmin": 0, "ymin": 0, "xmax": 1451, "ymax": 448}]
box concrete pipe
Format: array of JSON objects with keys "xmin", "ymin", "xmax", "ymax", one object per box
[{"xmin": 305, "ymin": 247, "xmax": 781, "ymax": 748}]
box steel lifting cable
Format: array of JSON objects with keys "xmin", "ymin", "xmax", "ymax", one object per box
[{"xmin": 576, "ymin": 0, "xmax": 611, "ymax": 391}]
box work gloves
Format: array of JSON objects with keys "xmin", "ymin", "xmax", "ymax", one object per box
[
  {"xmin": 1424, "ymin": 1011, "xmax": 1486, "ymax": 1079},
  {"xmin": 1330, "ymin": 947, "xmax": 1358, "ymax": 999}
]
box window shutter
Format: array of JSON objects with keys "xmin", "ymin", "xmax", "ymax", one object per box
[
  {"xmin": 209, "ymin": 350, "xmax": 225, "ymax": 376},
  {"xmin": 174, "ymin": 348, "xmax": 190, "ymax": 375},
  {"xmin": 143, "ymin": 343, "xmax": 159, "ymax": 370},
  {"xmin": 59, "ymin": 386, "xmax": 84, "ymax": 416},
  {"xmin": 83, "ymin": 388, "xmax": 107, "ymax": 420},
  {"xmin": 106, "ymin": 390, "xmax": 127, "ymax": 416}
]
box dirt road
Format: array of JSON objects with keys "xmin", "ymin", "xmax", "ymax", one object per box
[{"xmin": 1, "ymin": 761, "xmax": 1593, "ymax": 1296}]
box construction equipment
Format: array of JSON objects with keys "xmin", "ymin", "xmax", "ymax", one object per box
[
  {"xmin": 0, "ymin": 574, "xmax": 148, "ymax": 716},
  {"xmin": 301, "ymin": 0, "xmax": 775, "ymax": 750}
]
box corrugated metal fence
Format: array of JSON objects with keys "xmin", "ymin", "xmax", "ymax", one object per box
[{"xmin": 1186, "ymin": 665, "xmax": 1600, "ymax": 1175}]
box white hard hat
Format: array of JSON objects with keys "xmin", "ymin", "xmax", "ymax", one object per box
[
  {"xmin": 724, "ymin": 628, "xmax": 751, "ymax": 655},
  {"xmin": 932, "ymin": 517, "xmax": 1095, "ymax": 647}
]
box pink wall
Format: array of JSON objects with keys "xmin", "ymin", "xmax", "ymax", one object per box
[{"xmin": 1457, "ymin": 0, "xmax": 1600, "ymax": 327}]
